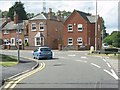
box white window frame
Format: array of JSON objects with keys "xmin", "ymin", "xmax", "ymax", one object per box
[
  {"xmin": 16, "ymin": 29, "xmax": 22, "ymax": 33},
  {"xmin": 68, "ymin": 24, "xmax": 73, "ymax": 32},
  {"xmin": 39, "ymin": 22, "xmax": 44, "ymax": 31},
  {"xmin": 31, "ymin": 23, "xmax": 36, "ymax": 31},
  {"xmin": 35, "ymin": 37, "xmax": 44, "ymax": 46},
  {"xmin": 4, "ymin": 30, "xmax": 9, "ymax": 34},
  {"xmin": 16, "ymin": 39, "xmax": 22, "ymax": 45},
  {"xmin": 77, "ymin": 24, "xmax": 83, "ymax": 31},
  {"xmin": 68, "ymin": 38, "xmax": 73, "ymax": 45},
  {"xmin": 77, "ymin": 37, "xmax": 83, "ymax": 45},
  {"xmin": 35, "ymin": 37, "xmax": 40, "ymax": 46},
  {"xmin": 4, "ymin": 39, "xmax": 9, "ymax": 45},
  {"xmin": 10, "ymin": 38, "xmax": 15, "ymax": 46}
]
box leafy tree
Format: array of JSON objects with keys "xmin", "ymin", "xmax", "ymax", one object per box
[
  {"xmin": 61, "ymin": 10, "xmax": 71, "ymax": 19},
  {"xmin": 103, "ymin": 31, "xmax": 120, "ymax": 47},
  {"xmin": 27, "ymin": 13, "xmax": 34, "ymax": 19},
  {"xmin": 7, "ymin": 1, "xmax": 27, "ymax": 21}
]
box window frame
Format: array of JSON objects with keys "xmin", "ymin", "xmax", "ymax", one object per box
[
  {"xmin": 68, "ymin": 38, "xmax": 73, "ymax": 45},
  {"xmin": 31, "ymin": 23, "xmax": 36, "ymax": 31},
  {"xmin": 4, "ymin": 30, "xmax": 9, "ymax": 34},
  {"xmin": 77, "ymin": 24, "xmax": 83, "ymax": 31},
  {"xmin": 77, "ymin": 37, "xmax": 83, "ymax": 45},
  {"xmin": 68, "ymin": 24, "xmax": 73, "ymax": 32},
  {"xmin": 39, "ymin": 22, "xmax": 44, "ymax": 31}
]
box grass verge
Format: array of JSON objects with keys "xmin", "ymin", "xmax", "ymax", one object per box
[{"xmin": 0, "ymin": 54, "xmax": 18, "ymax": 67}]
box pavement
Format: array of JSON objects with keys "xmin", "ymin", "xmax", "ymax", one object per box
[{"xmin": 0, "ymin": 57, "xmax": 39, "ymax": 87}]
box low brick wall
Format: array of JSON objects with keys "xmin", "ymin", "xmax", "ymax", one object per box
[{"xmin": 24, "ymin": 46, "xmax": 39, "ymax": 50}]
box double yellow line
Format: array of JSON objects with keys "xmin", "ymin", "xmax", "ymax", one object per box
[{"xmin": 3, "ymin": 62, "xmax": 45, "ymax": 90}]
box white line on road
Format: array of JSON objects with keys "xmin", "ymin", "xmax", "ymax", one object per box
[
  {"xmin": 106, "ymin": 62, "xmax": 112, "ymax": 68},
  {"xmin": 102, "ymin": 58, "xmax": 107, "ymax": 62},
  {"xmin": 76, "ymin": 60, "xmax": 87, "ymax": 63},
  {"xmin": 104, "ymin": 69, "xmax": 119, "ymax": 80},
  {"xmin": 81, "ymin": 56, "xmax": 87, "ymax": 59},
  {"xmin": 91, "ymin": 63, "xmax": 101, "ymax": 68},
  {"xmin": 68, "ymin": 54, "xmax": 76, "ymax": 56}
]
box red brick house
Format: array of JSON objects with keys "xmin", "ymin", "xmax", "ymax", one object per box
[
  {"xmin": 2, "ymin": 12, "xmax": 29, "ymax": 49},
  {"xmin": 28, "ymin": 8, "xmax": 64, "ymax": 49},
  {"xmin": 63, "ymin": 10, "xmax": 102, "ymax": 50},
  {"xmin": 0, "ymin": 18, "xmax": 11, "ymax": 45}
]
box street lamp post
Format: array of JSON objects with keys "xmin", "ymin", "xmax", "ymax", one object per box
[
  {"xmin": 95, "ymin": 0, "xmax": 97, "ymax": 51},
  {"xmin": 17, "ymin": 23, "xmax": 20, "ymax": 63}
]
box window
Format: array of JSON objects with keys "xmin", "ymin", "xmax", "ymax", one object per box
[
  {"xmin": 36, "ymin": 37, "xmax": 40, "ymax": 46},
  {"xmin": 31, "ymin": 23, "xmax": 36, "ymax": 31},
  {"xmin": 68, "ymin": 24, "xmax": 73, "ymax": 32},
  {"xmin": 39, "ymin": 22, "xmax": 44, "ymax": 31},
  {"xmin": 77, "ymin": 37, "xmax": 83, "ymax": 45},
  {"xmin": 11, "ymin": 38, "xmax": 15, "ymax": 45},
  {"xmin": 35, "ymin": 37, "xmax": 44, "ymax": 46},
  {"xmin": 4, "ymin": 30, "xmax": 9, "ymax": 34},
  {"xmin": 77, "ymin": 24, "xmax": 83, "ymax": 31},
  {"xmin": 16, "ymin": 29, "xmax": 22, "ymax": 33},
  {"xmin": 4, "ymin": 39, "xmax": 9, "ymax": 45},
  {"xmin": 68, "ymin": 38, "xmax": 73, "ymax": 45},
  {"xmin": 16, "ymin": 39, "xmax": 22, "ymax": 45}
]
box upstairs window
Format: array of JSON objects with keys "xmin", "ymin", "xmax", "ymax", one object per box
[
  {"xmin": 77, "ymin": 37, "xmax": 83, "ymax": 45},
  {"xmin": 77, "ymin": 24, "xmax": 83, "ymax": 31},
  {"xmin": 16, "ymin": 29, "xmax": 22, "ymax": 33},
  {"xmin": 68, "ymin": 38, "xmax": 73, "ymax": 45},
  {"xmin": 39, "ymin": 22, "xmax": 44, "ymax": 31},
  {"xmin": 4, "ymin": 30, "xmax": 9, "ymax": 34},
  {"xmin": 68, "ymin": 24, "xmax": 73, "ymax": 32},
  {"xmin": 31, "ymin": 23, "xmax": 36, "ymax": 31}
]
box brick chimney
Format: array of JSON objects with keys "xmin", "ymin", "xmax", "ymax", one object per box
[
  {"xmin": 48, "ymin": 8, "xmax": 52, "ymax": 19},
  {"xmin": 57, "ymin": 10, "xmax": 61, "ymax": 21},
  {"xmin": 14, "ymin": 11, "xmax": 18, "ymax": 24}
]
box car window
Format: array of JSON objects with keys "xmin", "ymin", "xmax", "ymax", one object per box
[{"xmin": 40, "ymin": 48, "xmax": 51, "ymax": 51}]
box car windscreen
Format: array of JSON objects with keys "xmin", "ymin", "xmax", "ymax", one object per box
[{"xmin": 40, "ymin": 48, "xmax": 51, "ymax": 51}]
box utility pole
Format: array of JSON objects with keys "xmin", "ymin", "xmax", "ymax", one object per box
[
  {"xmin": 17, "ymin": 23, "xmax": 20, "ymax": 63},
  {"xmin": 95, "ymin": 0, "xmax": 97, "ymax": 51}
]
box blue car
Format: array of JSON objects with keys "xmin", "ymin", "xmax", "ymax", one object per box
[{"xmin": 33, "ymin": 47, "xmax": 53, "ymax": 60}]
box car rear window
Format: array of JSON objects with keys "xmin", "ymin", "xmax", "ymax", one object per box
[{"xmin": 40, "ymin": 48, "xmax": 51, "ymax": 51}]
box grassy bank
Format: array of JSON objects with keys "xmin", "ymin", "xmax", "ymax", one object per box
[{"xmin": 0, "ymin": 54, "xmax": 18, "ymax": 67}]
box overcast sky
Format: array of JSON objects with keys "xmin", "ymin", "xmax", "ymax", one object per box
[{"xmin": 0, "ymin": 0, "xmax": 119, "ymax": 34}]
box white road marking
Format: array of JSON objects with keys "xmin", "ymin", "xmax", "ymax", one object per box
[
  {"xmin": 76, "ymin": 60, "xmax": 87, "ymax": 63},
  {"xmin": 81, "ymin": 56, "xmax": 87, "ymax": 59},
  {"xmin": 106, "ymin": 62, "xmax": 112, "ymax": 68},
  {"xmin": 91, "ymin": 63, "xmax": 101, "ymax": 68},
  {"xmin": 68, "ymin": 54, "xmax": 76, "ymax": 56},
  {"xmin": 104, "ymin": 69, "xmax": 119, "ymax": 80},
  {"xmin": 103, "ymin": 58, "xmax": 107, "ymax": 62}
]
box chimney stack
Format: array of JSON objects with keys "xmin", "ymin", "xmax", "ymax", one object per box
[
  {"xmin": 14, "ymin": 11, "xmax": 18, "ymax": 24},
  {"xmin": 57, "ymin": 10, "xmax": 61, "ymax": 21},
  {"xmin": 48, "ymin": 8, "xmax": 52, "ymax": 19}
]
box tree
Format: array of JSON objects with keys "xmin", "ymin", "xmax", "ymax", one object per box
[
  {"xmin": 27, "ymin": 13, "xmax": 34, "ymax": 19},
  {"xmin": 7, "ymin": 1, "xmax": 27, "ymax": 21},
  {"xmin": 103, "ymin": 31, "xmax": 120, "ymax": 47},
  {"xmin": 61, "ymin": 10, "xmax": 71, "ymax": 19}
]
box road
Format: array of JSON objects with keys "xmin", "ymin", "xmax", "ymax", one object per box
[{"xmin": 1, "ymin": 50, "xmax": 119, "ymax": 89}]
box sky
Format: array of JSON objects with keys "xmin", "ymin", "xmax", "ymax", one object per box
[{"xmin": 0, "ymin": 0, "xmax": 119, "ymax": 34}]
